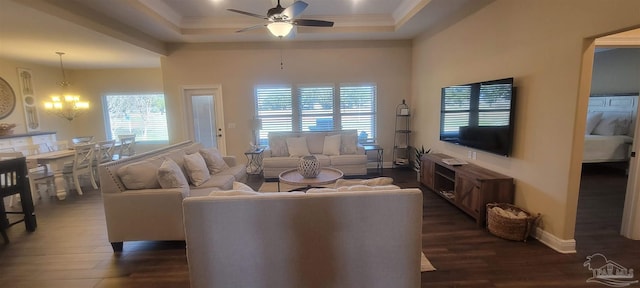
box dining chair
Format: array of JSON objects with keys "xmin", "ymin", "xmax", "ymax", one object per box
[
  {"xmin": 62, "ymin": 143, "xmax": 98, "ymax": 196},
  {"xmin": 93, "ymin": 140, "xmax": 116, "ymax": 185},
  {"xmin": 115, "ymin": 134, "xmax": 136, "ymax": 159},
  {"xmin": 0, "ymin": 156, "xmax": 37, "ymax": 244},
  {"xmin": 3, "ymin": 145, "xmax": 54, "ymax": 206},
  {"xmin": 71, "ymin": 136, "xmax": 94, "ymax": 145},
  {"xmin": 47, "ymin": 140, "xmax": 70, "ymax": 152}
]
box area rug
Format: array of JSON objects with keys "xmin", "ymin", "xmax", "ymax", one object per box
[{"xmin": 258, "ymin": 182, "xmax": 437, "ymax": 272}]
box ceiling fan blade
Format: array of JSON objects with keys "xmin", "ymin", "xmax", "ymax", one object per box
[
  {"xmin": 227, "ymin": 9, "xmax": 268, "ymax": 19},
  {"xmin": 282, "ymin": 1, "xmax": 308, "ymax": 19},
  {"xmin": 236, "ymin": 24, "xmax": 266, "ymax": 33},
  {"xmin": 293, "ymin": 19, "xmax": 334, "ymax": 27}
]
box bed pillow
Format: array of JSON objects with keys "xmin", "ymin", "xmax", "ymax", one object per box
[
  {"xmin": 593, "ymin": 114, "xmax": 632, "ymax": 136},
  {"xmin": 585, "ymin": 112, "xmax": 603, "ymax": 135},
  {"xmin": 183, "ymin": 152, "xmax": 211, "ymax": 187},
  {"xmin": 286, "ymin": 137, "xmax": 310, "ymax": 157}
]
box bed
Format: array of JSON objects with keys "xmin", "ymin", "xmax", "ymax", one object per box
[{"xmin": 584, "ymin": 94, "xmax": 638, "ymax": 163}]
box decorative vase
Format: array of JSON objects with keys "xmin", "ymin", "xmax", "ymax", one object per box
[{"xmin": 297, "ymin": 155, "xmax": 320, "ymax": 178}]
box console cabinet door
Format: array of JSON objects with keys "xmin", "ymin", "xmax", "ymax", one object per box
[
  {"xmin": 455, "ymin": 175, "xmax": 480, "ymax": 219},
  {"xmin": 421, "ymin": 158, "xmax": 435, "ymax": 190}
]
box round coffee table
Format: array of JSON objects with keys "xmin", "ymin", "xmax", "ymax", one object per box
[{"xmin": 278, "ymin": 167, "xmax": 344, "ymax": 192}]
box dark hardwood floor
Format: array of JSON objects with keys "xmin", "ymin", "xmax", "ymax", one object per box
[{"xmin": 1, "ymin": 166, "xmax": 638, "ymax": 287}]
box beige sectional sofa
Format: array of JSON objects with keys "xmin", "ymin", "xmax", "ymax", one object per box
[
  {"xmin": 183, "ymin": 187, "xmax": 423, "ymax": 288},
  {"xmin": 98, "ymin": 141, "xmax": 246, "ymax": 251},
  {"xmin": 262, "ymin": 130, "xmax": 368, "ymax": 178}
]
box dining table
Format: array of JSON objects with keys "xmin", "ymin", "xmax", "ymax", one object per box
[{"xmin": 26, "ymin": 149, "xmax": 75, "ymax": 200}]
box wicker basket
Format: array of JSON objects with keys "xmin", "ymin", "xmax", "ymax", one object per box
[{"xmin": 486, "ymin": 203, "xmax": 540, "ymax": 242}]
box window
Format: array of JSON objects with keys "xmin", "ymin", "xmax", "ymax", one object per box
[
  {"xmin": 255, "ymin": 83, "xmax": 377, "ymax": 145},
  {"xmin": 103, "ymin": 94, "xmax": 169, "ymax": 142}
]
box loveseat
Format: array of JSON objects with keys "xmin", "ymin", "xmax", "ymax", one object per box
[
  {"xmin": 262, "ymin": 130, "xmax": 368, "ymax": 178},
  {"xmin": 183, "ymin": 186, "xmax": 423, "ymax": 288},
  {"xmin": 98, "ymin": 141, "xmax": 246, "ymax": 251}
]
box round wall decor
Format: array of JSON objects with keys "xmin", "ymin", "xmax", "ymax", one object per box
[{"xmin": 0, "ymin": 77, "xmax": 17, "ymax": 120}]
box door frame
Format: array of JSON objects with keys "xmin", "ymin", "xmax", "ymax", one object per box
[{"xmin": 182, "ymin": 85, "xmax": 226, "ymax": 154}]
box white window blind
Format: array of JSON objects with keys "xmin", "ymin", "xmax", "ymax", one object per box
[
  {"xmin": 255, "ymin": 83, "xmax": 377, "ymax": 145},
  {"xmin": 103, "ymin": 94, "xmax": 168, "ymax": 142},
  {"xmin": 340, "ymin": 84, "xmax": 376, "ymax": 143},
  {"xmin": 299, "ymin": 85, "xmax": 334, "ymax": 131},
  {"xmin": 255, "ymin": 86, "xmax": 292, "ymax": 145}
]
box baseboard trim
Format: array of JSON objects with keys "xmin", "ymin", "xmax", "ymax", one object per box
[{"xmin": 532, "ymin": 227, "xmax": 577, "ymax": 254}]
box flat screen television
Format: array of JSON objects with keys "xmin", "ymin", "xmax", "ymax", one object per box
[{"xmin": 439, "ymin": 77, "xmax": 516, "ymax": 156}]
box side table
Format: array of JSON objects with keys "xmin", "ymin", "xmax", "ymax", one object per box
[
  {"xmin": 244, "ymin": 147, "xmax": 265, "ymax": 174},
  {"xmin": 363, "ymin": 144, "xmax": 383, "ymax": 174}
]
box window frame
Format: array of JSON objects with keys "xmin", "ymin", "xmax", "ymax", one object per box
[
  {"xmin": 255, "ymin": 83, "xmax": 377, "ymax": 146},
  {"xmin": 102, "ymin": 93, "xmax": 169, "ymax": 144}
]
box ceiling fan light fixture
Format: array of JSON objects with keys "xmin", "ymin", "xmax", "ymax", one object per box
[{"xmin": 267, "ymin": 22, "xmax": 293, "ymax": 37}]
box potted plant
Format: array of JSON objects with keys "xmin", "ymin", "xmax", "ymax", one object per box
[{"xmin": 414, "ymin": 145, "xmax": 430, "ymax": 181}]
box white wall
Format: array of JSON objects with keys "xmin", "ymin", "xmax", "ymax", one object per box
[
  {"xmin": 411, "ymin": 0, "xmax": 640, "ymax": 241},
  {"xmin": 161, "ymin": 40, "xmax": 412, "ymax": 160}
]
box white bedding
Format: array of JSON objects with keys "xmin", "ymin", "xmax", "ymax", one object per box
[{"xmin": 583, "ymin": 134, "xmax": 633, "ymax": 163}]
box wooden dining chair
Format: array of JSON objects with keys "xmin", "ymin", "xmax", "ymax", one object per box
[
  {"xmin": 62, "ymin": 143, "xmax": 98, "ymax": 196},
  {"xmin": 93, "ymin": 140, "xmax": 116, "ymax": 186},
  {"xmin": 3, "ymin": 145, "xmax": 54, "ymax": 206},
  {"xmin": 0, "ymin": 156, "xmax": 37, "ymax": 244},
  {"xmin": 71, "ymin": 136, "xmax": 94, "ymax": 145},
  {"xmin": 115, "ymin": 134, "xmax": 136, "ymax": 159}
]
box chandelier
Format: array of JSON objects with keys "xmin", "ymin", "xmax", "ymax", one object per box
[{"xmin": 43, "ymin": 52, "xmax": 89, "ymax": 121}]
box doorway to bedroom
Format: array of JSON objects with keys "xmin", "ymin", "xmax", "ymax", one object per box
[{"xmin": 576, "ymin": 30, "xmax": 640, "ymax": 241}]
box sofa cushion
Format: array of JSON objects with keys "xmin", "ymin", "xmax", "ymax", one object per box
[
  {"xmin": 306, "ymin": 133, "xmax": 326, "ymax": 154},
  {"xmin": 200, "ymin": 148, "xmax": 230, "ymax": 174},
  {"xmin": 262, "ymin": 157, "xmax": 302, "ymax": 168},
  {"xmin": 329, "ymin": 154, "xmax": 367, "ymax": 166},
  {"xmin": 117, "ymin": 156, "xmax": 163, "ymax": 190},
  {"xmin": 336, "ymin": 184, "xmax": 401, "ymax": 191},
  {"xmin": 340, "ymin": 131, "xmax": 358, "ymax": 154},
  {"xmin": 184, "ymin": 152, "xmax": 211, "ymax": 187},
  {"xmin": 269, "ymin": 134, "xmax": 289, "ymax": 157},
  {"xmin": 322, "ymin": 134, "xmax": 341, "ymax": 156},
  {"xmin": 209, "ymin": 190, "xmax": 261, "ymax": 196},
  {"xmin": 312, "ymin": 154, "xmax": 331, "ymax": 167},
  {"xmin": 195, "ymin": 174, "xmax": 235, "ymax": 190},
  {"xmin": 286, "ymin": 137, "xmax": 310, "ymax": 157},
  {"xmin": 157, "ymin": 158, "xmax": 189, "ymax": 191}
]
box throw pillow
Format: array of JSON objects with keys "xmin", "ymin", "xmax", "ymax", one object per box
[
  {"xmin": 183, "ymin": 153, "xmax": 211, "ymax": 187},
  {"xmin": 233, "ymin": 181, "xmax": 256, "ymax": 192},
  {"xmin": 585, "ymin": 112, "xmax": 603, "ymax": 135},
  {"xmin": 199, "ymin": 148, "xmax": 230, "ymax": 174},
  {"xmin": 209, "ymin": 190, "xmax": 261, "ymax": 196},
  {"xmin": 336, "ymin": 184, "xmax": 400, "ymax": 192},
  {"xmin": 334, "ymin": 177, "xmax": 394, "ymax": 187},
  {"xmin": 117, "ymin": 156, "xmax": 163, "ymax": 190},
  {"xmin": 322, "ymin": 134, "xmax": 341, "ymax": 156},
  {"xmin": 340, "ymin": 131, "xmax": 358, "ymax": 154},
  {"xmin": 268, "ymin": 134, "xmax": 289, "ymax": 157},
  {"xmin": 286, "ymin": 137, "xmax": 311, "ymax": 157},
  {"xmin": 157, "ymin": 158, "xmax": 189, "ymax": 189}
]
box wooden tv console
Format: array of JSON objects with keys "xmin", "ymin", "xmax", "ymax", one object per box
[{"xmin": 421, "ymin": 153, "xmax": 515, "ymax": 225}]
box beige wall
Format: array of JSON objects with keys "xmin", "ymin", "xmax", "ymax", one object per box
[
  {"xmin": 411, "ymin": 0, "xmax": 640, "ymax": 240},
  {"xmin": 591, "ymin": 48, "xmax": 640, "ymax": 94},
  {"xmin": 72, "ymin": 68, "xmax": 164, "ymax": 152},
  {"xmin": 0, "ymin": 58, "xmax": 163, "ymax": 152},
  {"xmin": 161, "ymin": 40, "xmax": 412, "ymax": 160},
  {"xmin": 0, "ymin": 57, "xmax": 70, "ymax": 138}
]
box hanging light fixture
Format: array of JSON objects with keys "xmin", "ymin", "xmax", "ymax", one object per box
[
  {"xmin": 267, "ymin": 22, "xmax": 293, "ymax": 37},
  {"xmin": 43, "ymin": 52, "xmax": 89, "ymax": 121}
]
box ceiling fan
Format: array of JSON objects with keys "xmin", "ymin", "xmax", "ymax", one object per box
[{"xmin": 228, "ymin": 0, "xmax": 334, "ymax": 38}]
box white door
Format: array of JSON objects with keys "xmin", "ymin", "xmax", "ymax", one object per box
[{"xmin": 183, "ymin": 86, "xmax": 226, "ymax": 154}]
